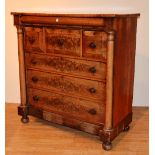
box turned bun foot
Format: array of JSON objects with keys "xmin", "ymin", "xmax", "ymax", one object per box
[
  {"xmin": 21, "ymin": 116, "xmax": 29, "ymax": 123},
  {"xmin": 102, "ymin": 141, "xmax": 112, "ymax": 151},
  {"xmin": 123, "ymin": 125, "xmax": 130, "ymax": 132}
]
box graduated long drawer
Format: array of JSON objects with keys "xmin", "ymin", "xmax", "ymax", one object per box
[
  {"xmin": 26, "ymin": 70, "xmax": 105, "ymax": 101},
  {"xmin": 27, "ymin": 88, "xmax": 105, "ymax": 125}
]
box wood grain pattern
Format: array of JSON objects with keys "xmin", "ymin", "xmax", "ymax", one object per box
[
  {"xmin": 26, "ymin": 70, "xmax": 105, "ymax": 101},
  {"xmin": 23, "ymin": 27, "xmax": 44, "ymax": 53},
  {"xmin": 83, "ymin": 30, "xmax": 108, "ymax": 60},
  {"xmin": 112, "ymin": 17, "xmax": 138, "ymax": 127},
  {"xmin": 27, "ymin": 88, "xmax": 105, "ymax": 124},
  {"xmin": 20, "ymin": 16, "xmax": 105, "ymax": 26},
  {"xmin": 25, "ymin": 53, "xmax": 107, "ymax": 81},
  {"xmin": 45, "ymin": 28, "xmax": 81, "ymax": 56},
  {"xmin": 104, "ymin": 31, "xmax": 115, "ymax": 130}
]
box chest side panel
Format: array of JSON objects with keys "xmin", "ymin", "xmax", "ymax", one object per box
[{"xmin": 112, "ymin": 17, "xmax": 137, "ymax": 127}]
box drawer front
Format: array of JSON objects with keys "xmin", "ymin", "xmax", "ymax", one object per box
[
  {"xmin": 24, "ymin": 27, "xmax": 44, "ymax": 53},
  {"xmin": 45, "ymin": 28, "xmax": 81, "ymax": 56},
  {"xmin": 27, "ymin": 88, "xmax": 104, "ymax": 124},
  {"xmin": 25, "ymin": 53, "xmax": 106, "ymax": 80},
  {"xmin": 26, "ymin": 70, "xmax": 105, "ymax": 101},
  {"xmin": 83, "ymin": 31, "xmax": 108, "ymax": 60},
  {"xmin": 20, "ymin": 16, "xmax": 105, "ymax": 26}
]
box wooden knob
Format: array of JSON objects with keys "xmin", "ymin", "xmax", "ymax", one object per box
[
  {"xmin": 32, "ymin": 76, "xmax": 38, "ymax": 83},
  {"xmin": 31, "ymin": 59, "xmax": 37, "ymax": 65},
  {"xmin": 88, "ymin": 109, "xmax": 97, "ymax": 115},
  {"xmin": 28, "ymin": 36, "xmax": 35, "ymax": 44},
  {"xmin": 89, "ymin": 88, "xmax": 96, "ymax": 93},
  {"xmin": 47, "ymin": 38, "xmax": 53, "ymax": 45},
  {"xmin": 89, "ymin": 42, "xmax": 96, "ymax": 49},
  {"xmin": 89, "ymin": 67, "xmax": 96, "ymax": 73},
  {"xmin": 57, "ymin": 39, "xmax": 64, "ymax": 46},
  {"xmin": 33, "ymin": 95, "xmax": 40, "ymax": 102}
]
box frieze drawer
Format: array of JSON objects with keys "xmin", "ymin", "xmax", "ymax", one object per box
[
  {"xmin": 26, "ymin": 69, "xmax": 105, "ymax": 101},
  {"xmin": 20, "ymin": 16, "xmax": 105, "ymax": 26},
  {"xmin": 25, "ymin": 53, "xmax": 106, "ymax": 80}
]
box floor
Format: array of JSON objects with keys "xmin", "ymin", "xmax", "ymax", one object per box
[{"xmin": 6, "ymin": 104, "xmax": 149, "ymax": 155}]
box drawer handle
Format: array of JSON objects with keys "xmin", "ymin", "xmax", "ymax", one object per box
[
  {"xmin": 31, "ymin": 59, "xmax": 37, "ymax": 65},
  {"xmin": 89, "ymin": 67, "xmax": 96, "ymax": 73},
  {"xmin": 32, "ymin": 76, "xmax": 38, "ymax": 83},
  {"xmin": 89, "ymin": 42, "xmax": 96, "ymax": 49},
  {"xmin": 33, "ymin": 95, "xmax": 40, "ymax": 102},
  {"xmin": 88, "ymin": 109, "xmax": 97, "ymax": 115},
  {"xmin": 89, "ymin": 88, "xmax": 96, "ymax": 93},
  {"xmin": 57, "ymin": 39, "xmax": 64, "ymax": 46},
  {"xmin": 28, "ymin": 36, "xmax": 35, "ymax": 44}
]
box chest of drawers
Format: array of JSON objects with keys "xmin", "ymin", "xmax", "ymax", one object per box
[{"xmin": 11, "ymin": 12, "xmax": 140, "ymax": 150}]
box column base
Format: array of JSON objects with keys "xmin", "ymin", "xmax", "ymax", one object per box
[{"xmin": 18, "ymin": 105, "xmax": 29, "ymax": 123}]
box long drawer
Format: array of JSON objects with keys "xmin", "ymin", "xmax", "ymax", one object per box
[
  {"xmin": 26, "ymin": 70, "xmax": 105, "ymax": 101},
  {"xmin": 25, "ymin": 53, "xmax": 106, "ymax": 81},
  {"xmin": 27, "ymin": 88, "xmax": 104, "ymax": 124}
]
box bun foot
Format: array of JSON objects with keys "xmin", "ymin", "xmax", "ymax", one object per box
[
  {"xmin": 102, "ymin": 141, "xmax": 112, "ymax": 151},
  {"xmin": 21, "ymin": 116, "xmax": 29, "ymax": 123},
  {"xmin": 123, "ymin": 125, "xmax": 130, "ymax": 132}
]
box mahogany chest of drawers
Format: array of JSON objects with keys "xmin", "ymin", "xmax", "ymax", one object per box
[{"xmin": 11, "ymin": 12, "xmax": 140, "ymax": 150}]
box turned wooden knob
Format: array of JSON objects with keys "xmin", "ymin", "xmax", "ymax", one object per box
[
  {"xmin": 33, "ymin": 95, "xmax": 40, "ymax": 101},
  {"xmin": 32, "ymin": 76, "xmax": 38, "ymax": 83},
  {"xmin": 28, "ymin": 36, "xmax": 35, "ymax": 44},
  {"xmin": 89, "ymin": 67, "xmax": 96, "ymax": 73},
  {"xmin": 47, "ymin": 38, "xmax": 53, "ymax": 45},
  {"xmin": 57, "ymin": 39, "xmax": 64, "ymax": 46},
  {"xmin": 88, "ymin": 109, "xmax": 97, "ymax": 115},
  {"xmin": 89, "ymin": 42, "xmax": 96, "ymax": 49},
  {"xmin": 31, "ymin": 59, "xmax": 37, "ymax": 65},
  {"xmin": 89, "ymin": 88, "xmax": 96, "ymax": 93}
]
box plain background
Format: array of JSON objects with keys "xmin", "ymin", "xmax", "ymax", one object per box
[{"xmin": 5, "ymin": 0, "xmax": 149, "ymax": 106}]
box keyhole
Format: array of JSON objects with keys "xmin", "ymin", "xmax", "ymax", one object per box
[{"xmin": 56, "ymin": 18, "xmax": 59, "ymax": 22}]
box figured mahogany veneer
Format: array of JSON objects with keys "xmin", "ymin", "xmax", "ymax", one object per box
[
  {"xmin": 12, "ymin": 12, "xmax": 140, "ymax": 151},
  {"xmin": 24, "ymin": 27, "xmax": 44, "ymax": 53},
  {"xmin": 25, "ymin": 53, "xmax": 107, "ymax": 80},
  {"xmin": 26, "ymin": 70, "xmax": 105, "ymax": 101},
  {"xmin": 27, "ymin": 88, "xmax": 104, "ymax": 125},
  {"xmin": 45, "ymin": 28, "xmax": 81, "ymax": 56},
  {"xmin": 83, "ymin": 30, "xmax": 107, "ymax": 60}
]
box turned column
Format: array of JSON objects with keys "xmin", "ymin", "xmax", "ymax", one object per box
[
  {"xmin": 105, "ymin": 31, "xmax": 114, "ymax": 129},
  {"xmin": 101, "ymin": 31, "xmax": 115, "ymax": 150},
  {"xmin": 16, "ymin": 26, "xmax": 29, "ymax": 123}
]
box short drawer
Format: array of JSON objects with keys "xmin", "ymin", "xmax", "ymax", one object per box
[
  {"xmin": 45, "ymin": 28, "xmax": 81, "ymax": 56},
  {"xmin": 24, "ymin": 27, "xmax": 44, "ymax": 53},
  {"xmin": 25, "ymin": 53, "xmax": 106, "ymax": 80},
  {"xmin": 27, "ymin": 88, "xmax": 105, "ymax": 124},
  {"xmin": 83, "ymin": 30, "xmax": 108, "ymax": 60},
  {"xmin": 26, "ymin": 70, "xmax": 105, "ymax": 101}
]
